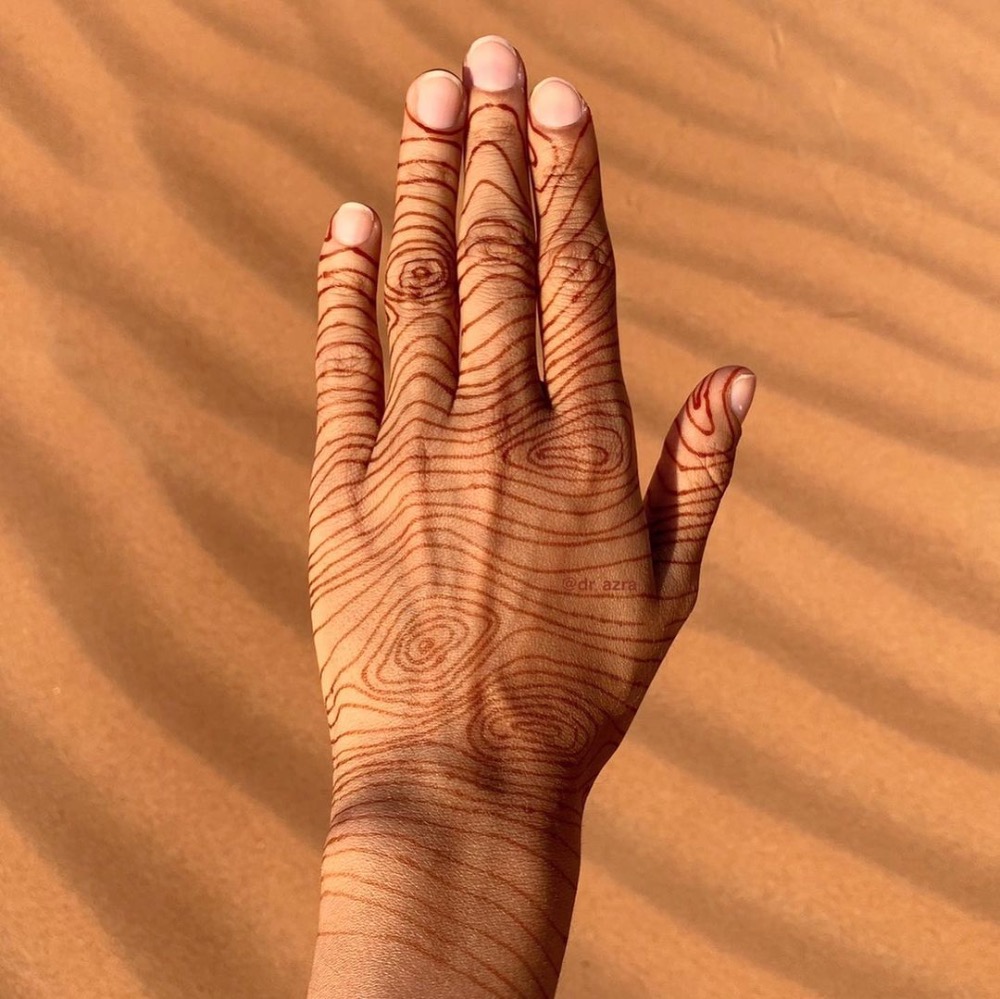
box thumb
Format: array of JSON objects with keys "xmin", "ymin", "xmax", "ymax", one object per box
[{"xmin": 643, "ymin": 365, "xmax": 756, "ymax": 602}]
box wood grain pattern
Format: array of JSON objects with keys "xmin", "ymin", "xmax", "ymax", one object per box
[{"xmin": 0, "ymin": 0, "xmax": 998, "ymax": 996}]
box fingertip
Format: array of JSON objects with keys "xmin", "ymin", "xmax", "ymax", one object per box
[
  {"xmin": 326, "ymin": 202, "xmax": 379, "ymax": 247},
  {"xmin": 464, "ymin": 34, "xmax": 524, "ymax": 92},
  {"xmin": 529, "ymin": 77, "xmax": 587, "ymax": 129},
  {"xmin": 406, "ymin": 70, "xmax": 466, "ymax": 131},
  {"xmin": 728, "ymin": 369, "xmax": 757, "ymax": 424}
]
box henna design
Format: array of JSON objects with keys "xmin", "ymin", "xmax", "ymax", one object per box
[{"xmin": 308, "ymin": 52, "xmax": 750, "ymax": 999}]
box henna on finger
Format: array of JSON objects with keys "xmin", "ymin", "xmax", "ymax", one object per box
[
  {"xmin": 381, "ymin": 69, "xmax": 466, "ymax": 426},
  {"xmin": 454, "ymin": 35, "xmax": 542, "ymax": 414},
  {"xmin": 308, "ymin": 35, "xmax": 757, "ymax": 999}
]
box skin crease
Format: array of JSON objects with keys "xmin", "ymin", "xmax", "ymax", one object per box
[{"xmin": 306, "ymin": 35, "xmax": 755, "ymax": 999}]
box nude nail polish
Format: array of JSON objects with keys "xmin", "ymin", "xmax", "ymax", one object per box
[
  {"xmin": 409, "ymin": 70, "xmax": 465, "ymax": 129},
  {"xmin": 728, "ymin": 371, "xmax": 757, "ymax": 423},
  {"xmin": 465, "ymin": 34, "xmax": 520, "ymax": 92},
  {"xmin": 530, "ymin": 77, "xmax": 585, "ymax": 127},
  {"xmin": 333, "ymin": 202, "xmax": 374, "ymax": 247}
]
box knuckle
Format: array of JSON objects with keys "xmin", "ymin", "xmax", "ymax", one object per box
[
  {"xmin": 468, "ymin": 106, "xmax": 522, "ymax": 149},
  {"xmin": 458, "ymin": 217, "xmax": 534, "ymax": 270},
  {"xmin": 392, "ymin": 433, "xmax": 435, "ymax": 482},
  {"xmin": 396, "ymin": 159, "xmax": 454, "ymax": 188},
  {"xmin": 538, "ymin": 231, "xmax": 615, "ymax": 291},
  {"xmin": 498, "ymin": 406, "xmax": 633, "ymax": 494},
  {"xmin": 384, "ymin": 245, "xmax": 453, "ymax": 313},
  {"xmin": 318, "ymin": 260, "xmax": 375, "ymax": 300},
  {"xmin": 316, "ymin": 335, "xmax": 378, "ymax": 381},
  {"xmin": 538, "ymin": 146, "xmax": 596, "ymax": 189}
]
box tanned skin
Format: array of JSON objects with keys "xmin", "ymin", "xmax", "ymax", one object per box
[{"xmin": 306, "ymin": 34, "xmax": 756, "ymax": 999}]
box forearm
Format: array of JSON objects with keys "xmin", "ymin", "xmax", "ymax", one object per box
[{"xmin": 307, "ymin": 774, "xmax": 587, "ymax": 998}]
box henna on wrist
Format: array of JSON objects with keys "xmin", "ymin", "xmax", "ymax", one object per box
[{"xmin": 307, "ymin": 32, "xmax": 754, "ymax": 999}]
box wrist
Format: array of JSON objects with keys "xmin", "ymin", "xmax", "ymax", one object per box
[
  {"xmin": 328, "ymin": 731, "xmax": 594, "ymax": 826},
  {"xmin": 308, "ymin": 752, "xmax": 587, "ymax": 998}
]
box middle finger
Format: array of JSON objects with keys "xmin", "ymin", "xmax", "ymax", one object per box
[{"xmin": 455, "ymin": 35, "xmax": 541, "ymax": 415}]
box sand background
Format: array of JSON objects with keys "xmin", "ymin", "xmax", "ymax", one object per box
[{"xmin": 1, "ymin": 1, "xmax": 999, "ymax": 996}]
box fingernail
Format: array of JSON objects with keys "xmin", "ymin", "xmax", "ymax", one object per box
[
  {"xmin": 530, "ymin": 77, "xmax": 585, "ymax": 127},
  {"xmin": 332, "ymin": 202, "xmax": 374, "ymax": 246},
  {"xmin": 728, "ymin": 371, "xmax": 757, "ymax": 423},
  {"xmin": 408, "ymin": 70, "xmax": 464, "ymax": 129},
  {"xmin": 465, "ymin": 34, "xmax": 520, "ymax": 92}
]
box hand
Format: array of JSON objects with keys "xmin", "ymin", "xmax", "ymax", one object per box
[
  {"xmin": 307, "ymin": 34, "xmax": 755, "ymax": 998},
  {"xmin": 310, "ymin": 36, "xmax": 755, "ymax": 815}
]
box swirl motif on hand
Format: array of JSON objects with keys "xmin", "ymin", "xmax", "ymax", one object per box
[{"xmin": 356, "ymin": 592, "xmax": 498, "ymax": 708}]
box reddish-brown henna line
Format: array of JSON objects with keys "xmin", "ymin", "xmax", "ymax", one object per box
[
  {"xmin": 321, "ymin": 837, "xmax": 571, "ymax": 966},
  {"xmin": 402, "ymin": 95, "xmax": 465, "ymax": 136},
  {"xmin": 321, "ymin": 831, "xmax": 574, "ymax": 925},
  {"xmin": 320, "ymin": 870, "xmax": 557, "ymax": 992},
  {"xmin": 316, "ymin": 928, "xmax": 517, "ymax": 999},
  {"xmin": 307, "ymin": 46, "xmax": 752, "ymax": 999},
  {"xmin": 322, "ymin": 797, "xmax": 587, "ymax": 888}
]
